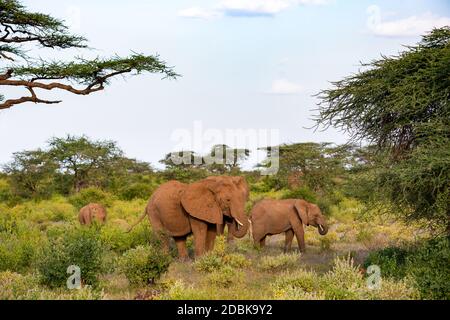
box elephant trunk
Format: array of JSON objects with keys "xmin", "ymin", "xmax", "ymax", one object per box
[
  {"xmin": 318, "ymin": 223, "xmax": 328, "ymax": 236},
  {"xmin": 229, "ymin": 216, "xmax": 249, "ymax": 238}
]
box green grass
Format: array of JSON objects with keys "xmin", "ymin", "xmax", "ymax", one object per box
[{"xmin": 0, "ymin": 193, "xmax": 442, "ymax": 300}]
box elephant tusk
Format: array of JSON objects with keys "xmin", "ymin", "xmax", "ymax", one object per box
[
  {"xmin": 319, "ymin": 225, "xmax": 324, "ymax": 232},
  {"xmin": 235, "ymin": 219, "xmax": 244, "ymax": 227}
]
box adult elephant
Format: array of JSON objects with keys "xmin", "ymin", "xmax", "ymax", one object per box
[
  {"xmin": 209, "ymin": 176, "xmax": 250, "ymax": 242},
  {"xmin": 250, "ymin": 199, "xmax": 328, "ymax": 253},
  {"xmin": 128, "ymin": 177, "xmax": 249, "ymax": 258},
  {"xmin": 79, "ymin": 203, "xmax": 107, "ymax": 226}
]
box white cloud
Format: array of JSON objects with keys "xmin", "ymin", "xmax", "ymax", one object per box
[
  {"xmin": 268, "ymin": 79, "xmax": 303, "ymax": 95},
  {"xmin": 367, "ymin": 5, "xmax": 450, "ymax": 37},
  {"xmin": 177, "ymin": 7, "xmax": 220, "ymax": 19},
  {"xmin": 178, "ymin": 0, "xmax": 330, "ymax": 19}
]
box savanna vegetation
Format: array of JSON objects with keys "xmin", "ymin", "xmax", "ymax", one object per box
[{"xmin": 0, "ymin": 1, "xmax": 448, "ymax": 300}]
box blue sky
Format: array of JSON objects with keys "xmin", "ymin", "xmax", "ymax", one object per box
[{"xmin": 1, "ymin": 0, "xmax": 449, "ymax": 169}]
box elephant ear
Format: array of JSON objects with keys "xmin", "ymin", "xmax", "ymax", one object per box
[
  {"xmin": 231, "ymin": 176, "xmax": 249, "ymax": 199},
  {"xmin": 294, "ymin": 200, "xmax": 309, "ymax": 225},
  {"xmin": 181, "ymin": 181, "xmax": 223, "ymax": 225}
]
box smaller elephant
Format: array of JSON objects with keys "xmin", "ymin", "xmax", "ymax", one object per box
[
  {"xmin": 79, "ymin": 203, "xmax": 107, "ymax": 226},
  {"xmin": 250, "ymin": 199, "xmax": 328, "ymax": 253}
]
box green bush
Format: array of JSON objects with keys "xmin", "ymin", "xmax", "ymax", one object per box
[
  {"xmin": 406, "ymin": 237, "xmax": 450, "ymax": 300},
  {"xmin": 68, "ymin": 187, "xmax": 115, "ymax": 210},
  {"xmin": 0, "ymin": 178, "xmax": 14, "ymax": 204},
  {"xmin": 0, "ymin": 234, "xmax": 37, "ymax": 272},
  {"xmin": 13, "ymin": 197, "xmax": 76, "ymax": 225},
  {"xmin": 259, "ymin": 253, "xmax": 298, "ymax": 272},
  {"xmin": 119, "ymin": 245, "xmax": 172, "ymax": 286},
  {"xmin": 364, "ymin": 247, "xmax": 409, "ymax": 279},
  {"xmin": 100, "ymin": 222, "xmax": 159, "ymax": 254},
  {"xmin": 194, "ymin": 237, "xmax": 250, "ymax": 272},
  {"xmin": 117, "ymin": 182, "xmax": 156, "ymax": 201},
  {"xmin": 0, "ymin": 271, "xmax": 40, "ymax": 300},
  {"xmin": 0, "ymin": 271, "xmax": 105, "ymax": 300},
  {"xmin": 281, "ymin": 186, "xmax": 317, "ymax": 203},
  {"xmin": 37, "ymin": 226, "xmax": 105, "ymax": 288},
  {"xmin": 272, "ymin": 269, "xmax": 318, "ymax": 295},
  {"xmin": 194, "ymin": 253, "xmax": 223, "ymax": 273},
  {"xmin": 206, "ymin": 266, "xmax": 243, "ymax": 288},
  {"xmin": 0, "ymin": 220, "xmax": 44, "ymax": 273},
  {"xmin": 364, "ymin": 237, "xmax": 450, "ymax": 300},
  {"xmin": 321, "ymin": 255, "xmax": 363, "ymax": 300},
  {"xmin": 271, "ymin": 256, "xmax": 418, "ymax": 300},
  {"xmin": 222, "ymin": 253, "xmax": 251, "ymax": 269}
]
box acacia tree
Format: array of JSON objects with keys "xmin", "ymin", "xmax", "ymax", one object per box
[
  {"xmin": 257, "ymin": 142, "xmax": 350, "ymax": 192},
  {"xmin": 48, "ymin": 135, "xmax": 124, "ymax": 192},
  {"xmin": 0, "ymin": 0, "xmax": 177, "ymax": 109},
  {"xmin": 315, "ymin": 27, "xmax": 450, "ymax": 233}
]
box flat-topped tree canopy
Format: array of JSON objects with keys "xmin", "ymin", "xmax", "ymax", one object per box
[{"xmin": 0, "ymin": 0, "xmax": 178, "ymax": 110}]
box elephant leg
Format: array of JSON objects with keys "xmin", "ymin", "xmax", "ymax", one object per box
[
  {"xmin": 205, "ymin": 224, "xmax": 217, "ymax": 252},
  {"xmin": 174, "ymin": 236, "xmax": 189, "ymax": 260},
  {"xmin": 225, "ymin": 222, "xmax": 234, "ymax": 243},
  {"xmin": 292, "ymin": 224, "xmax": 306, "ymax": 253},
  {"xmin": 285, "ymin": 229, "xmax": 294, "ymax": 252},
  {"xmin": 259, "ymin": 235, "xmax": 267, "ymax": 248},
  {"xmin": 190, "ymin": 218, "xmax": 208, "ymax": 257},
  {"xmin": 217, "ymin": 223, "xmax": 225, "ymax": 235}
]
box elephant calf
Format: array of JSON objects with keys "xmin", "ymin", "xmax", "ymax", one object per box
[
  {"xmin": 79, "ymin": 203, "xmax": 107, "ymax": 226},
  {"xmin": 250, "ymin": 199, "xmax": 328, "ymax": 253}
]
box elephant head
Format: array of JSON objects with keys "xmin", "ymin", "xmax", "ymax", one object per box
[
  {"xmin": 181, "ymin": 178, "xmax": 249, "ymax": 238},
  {"xmin": 294, "ymin": 200, "xmax": 328, "ymax": 235}
]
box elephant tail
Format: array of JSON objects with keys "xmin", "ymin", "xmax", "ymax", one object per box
[{"xmin": 126, "ymin": 210, "xmax": 148, "ymax": 233}]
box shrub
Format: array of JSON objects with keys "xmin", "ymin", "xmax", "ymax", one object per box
[
  {"xmin": 0, "ymin": 272, "xmax": 103, "ymax": 300},
  {"xmin": 321, "ymin": 255, "xmax": 364, "ymax": 300},
  {"xmin": 271, "ymin": 269, "xmax": 318, "ymax": 294},
  {"xmin": 356, "ymin": 227, "xmax": 374, "ymax": 244},
  {"xmin": 0, "ymin": 271, "xmax": 40, "ymax": 300},
  {"xmin": 0, "ymin": 234, "xmax": 38, "ymax": 272},
  {"xmin": 206, "ymin": 266, "xmax": 243, "ymax": 288},
  {"xmin": 270, "ymin": 256, "xmax": 418, "ymax": 300},
  {"xmin": 364, "ymin": 237, "xmax": 450, "ymax": 300},
  {"xmin": 329, "ymin": 198, "xmax": 363, "ymax": 223},
  {"xmin": 364, "ymin": 247, "xmax": 409, "ymax": 279},
  {"xmin": 194, "ymin": 237, "xmax": 251, "ymax": 272},
  {"xmin": 281, "ymin": 187, "xmax": 317, "ymax": 203},
  {"xmin": 160, "ymin": 280, "xmax": 208, "ymax": 300},
  {"xmin": 405, "ymin": 237, "xmax": 449, "ymax": 300},
  {"xmin": 119, "ymin": 245, "xmax": 172, "ymax": 286},
  {"xmin": 259, "ymin": 253, "xmax": 298, "ymax": 272},
  {"xmin": 117, "ymin": 183, "xmax": 156, "ymax": 201},
  {"xmin": 37, "ymin": 226, "xmax": 105, "ymax": 288},
  {"xmin": 222, "ymin": 253, "xmax": 251, "ymax": 269},
  {"xmin": 68, "ymin": 187, "xmax": 115, "ymax": 210},
  {"xmin": 318, "ymin": 231, "xmax": 338, "ymax": 252},
  {"xmin": 100, "ymin": 223, "xmax": 156, "ymax": 254},
  {"xmin": 9, "ymin": 197, "xmax": 76, "ymax": 226},
  {"xmin": 194, "ymin": 253, "xmax": 223, "ymax": 273},
  {"xmin": 0, "ymin": 178, "xmax": 13, "ymax": 204}
]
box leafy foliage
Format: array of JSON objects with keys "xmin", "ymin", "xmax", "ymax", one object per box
[
  {"xmin": 118, "ymin": 245, "xmax": 172, "ymax": 286},
  {"xmin": 37, "ymin": 226, "xmax": 105, "ymax": 288},
  {"xmin": 0, "ymin": 0, "xmax": 177, "ymax": 109},
  {"xmin": 315, "ymin": 27, "xmax": 450, "ymax": 230},
  {"xmin": 365, "ymin": 237, "xmax": 450, "ymax": 299}
]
